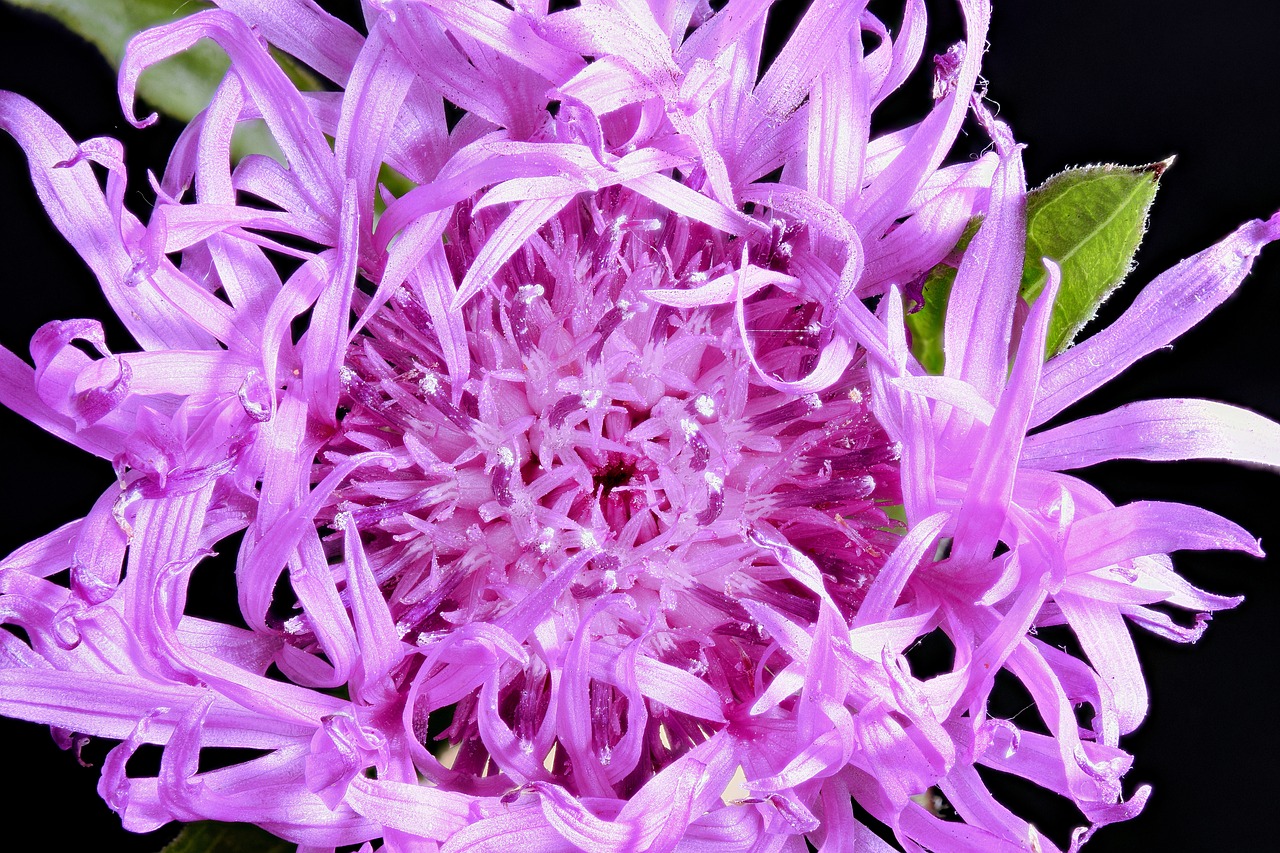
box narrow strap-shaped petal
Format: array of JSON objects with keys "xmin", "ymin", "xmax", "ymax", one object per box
[
  {"xmin": 735, "ymin": 101, "xmax": 809, "ymax": 188},
  {"xmin": 806, "ymin": 22, "xmax": 868, "ymax": 214},
  {"xmin": 0, "ymin": 519, "xmax": 80, "ymax": 578},
  {"xmin": 156, "ymin": 736, "xmax": 378, "ymax": 845},
  {"xmin": 188, "ymin": 73, "xmax": 286, "ymax": 336},
  {"xmin": 238, "ymin": 450, "xmax": 396, "ymax": 631},
  {"xmin": 868, "ymin": 285, "xmax": 937, "ymax": 520},
  {"xmin": 542, "ymin": 2, "xmax": 679, "ymax": 83},
  {"xmin": 1131, "ymin": 554, "xmax": 1243, "ymax": 613},
  {"xmin": 453, "ymin": 196, "xmax": 575, "ymax": 308},
  {"xmin": 344, "ymin": 775, "xmax": 476, "ymax": 843},
  {"xmin": 861, "ymin": 154, "xmax": 995, "ymax": 295},
  {"xmin": 789, "ymin": 251, "xmax": 893, "ymax": 366},
  {"xmin": 1120, "ymin": 605, "xmax": 1216, "ymax": 644},
  {"xmin": 616, "ymin": 733, "xmax": 737, "ymax": 853},
  {"xmin": 439, "ymin": 801, "xmax": 570, "ymax": 853},
  {"xmin": 853, "ymin": 511, "xmax": 948, "ymax": 628},
  {"xmin": 735, "ymin": 281, "xmax": 856, "ymax": 395},
  {"xmin": 1023, "ymin": 398, "xmax": 1280, "ymax": 470},
  {"xmin": 78, "ymin": 350, "xmax": 254, "ymax": 400},
  {"xmin": 868, "ymin": 0, "xmax": 927, "ymax": 107},
  {"xmin": 476, "ymin": 670, "xmax": 552, "ymax": 784},
  {"xmin": 213, "ymin": 0, "xmax": 364, "ymax": 85},
  {"xmin": 632, "ymin": 653, "xmax": 727, "ymax": 724},
  {"xmin": 1033, "ymin": 212, "xmax": 1280, "ymax": 425},
  {"xmin": 0, "ymin": 668, "xmax": 310, "ymax": 747},
  {"xmin": 412, "ymin": 246, "xmax": 471, "ymax": 403},
  {"xmin": 627, "ymin": 172, "xmax": 758, "ymax": 236},
  {"xmin": 1064, "ymin": 500, "xmax": 1263, "ymax": 574},
  {"xmin": 0, "ymin": 93, "xmax": 215, "ymax": 351},
  {"xmin": 390, "ymin": 6, "xmax": 532, "ymax": 133},
  {"xmin": 937, "ymin": 763, "xmax": 1061, "ymax": 853},
  {"xmin": 341, "ymin": 514, "xmax": 405, "ymax": 702},
  {"xmin": 121, "ymin": 10, "xmax": 339, "ymax": 212},
  {"xmin": 951, "ymin": 261, "xmax": 1058, "ymax": 565},
  {"xmin": 260, "ymin": 252, "xmax": 333, "ymax": 416},
  {"xmin": 1003, "ymin": 641, "xmax": 1127, "ymax": 826},
  {"xmin": 957, "ymin": 578, "xmax": 1049, "ymax": 716},
  {"xmin": 753, "ymin": 0, "xmax": 867, "ymax": 128},
  {"xmin": 851, "ymin": 0, "xmax": 989, "ymax": 237},
  {"xmin": 176, "ymin": 615, "xmax": 281, "ymax": 675},
  {"xmin": 69, "ymin": 486, "xmax": 129, "ymax": 604},
  {"xmin": 126, "ymin": 488, "xmax": 348, "ymax": 725},
  {"xmin": 529, "ymin": 782, "xmax": 631, "ymax": 848},
  {"xmin": 301, "ymin": 183, "xmax": 360, "ymax": 423},
  {"xmin": 675, "ymin": 0, "xmax": 771, "ymax": 67},
  {"xmin": 191, "ymin": 70, "xmax": 244, "ymax": 204},
  {"xmin": 426, "ymin": 0, "xmax": 586, "ymax": 83},
  {"xmin": 941, "ymin": 129, "xmax": 1026, "ymax": 406},
  {"xmin": 1056, "ymin": 591, "xmax": 1147, "ymax": 735},
  {"xmin": 892, "ymin": 375, "xmax": 996, "ymax": 424},
  {"xmin": 287, "ymin": 528, "xmax": 359, "ymax": 689},
  {"xmin": 0, "ymin": 345, "xmax": 121, "ymax": 458},
  {"xmin": 151, "ymin": 201, "xmax": 328, "ymax": 257},
  {"xmin": 555, "ymin": 603, "xmax": 617, "ymax": 798},
  {"xmin": 98, "ymin": 713, "xmax": 174, "ymax": 833},
  {"xmin": 557, "ymin": 55, "xmax": 659, "ymax": 117},
  {"xmin": 336, "ymin": 17, "xmax": 417, "ymax": 247}
]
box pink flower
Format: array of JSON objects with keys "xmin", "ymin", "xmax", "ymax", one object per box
[
  {"xmin": 869, "ymin": 108, "xmax": 1280, "ymax": 850},
  {"xmin": 0, "ymin": 2, "xmax": 1275, "ymax": 851}
]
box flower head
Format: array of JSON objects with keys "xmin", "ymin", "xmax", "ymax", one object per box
[{"xmin": 0, "ymin": 2, "xmax": 1276, "ymax": 852}]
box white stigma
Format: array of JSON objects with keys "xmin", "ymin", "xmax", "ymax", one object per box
[{"xmin": 419, "ymin": 371, "xmax": 441, "ymax": 396}]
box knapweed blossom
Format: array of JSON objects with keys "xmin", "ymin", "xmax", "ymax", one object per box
[{"xmin": 0, "ymin": 1, "xmax": 1276, "ymax": 851}]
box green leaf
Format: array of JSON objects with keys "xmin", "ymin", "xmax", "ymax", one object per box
[
  {"xmin": 1022, "ymin": 160, "xmax": 1167, "ymax": 356},
  {"xmin": 3, "ymin": 0, "xmax": 319, "ymax": 160},
  {"xmin": 904, "ymin": 217, "xmax": 980, "ymax": 375},
  {"xmin": 160, "ymin": 822, "xmax": 293, "ymax": 853},
  {"xmin": 905, "ymin": 161, "xmax": 1167, "ymax": 372},
  {"xmin": 904, "ymin": 265, "xmax": 955, "ymax": 375}
]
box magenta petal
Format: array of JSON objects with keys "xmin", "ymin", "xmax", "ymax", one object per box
[
  {"xmin": 0, "ymin": 93, "xmax": 216, "ymax": 350},
  {"xmin": 1023, "ymin": 397, "xmax": 1280, "ymax": 470},
  {"xmin": 1033, "ymin": 212, "xmax": 1280, "ymax": 424},
  {"xmin": 122, "ymin": 11, "xmax": 339, "ymax": 210},
  {"xmin": 1065, "ymin": 500, "xmax": 1263, "ymax": 573},
  {"xmin": 951, "ymin": 259, "xmax": 1059, "ymax": 565},
  {"xmin": 213, "ymin": 0, "xmax": 364, "ymax": 86},
  {"xmin": 941, "ymin": 125, "xmax": 1027, "ymax": 406}
]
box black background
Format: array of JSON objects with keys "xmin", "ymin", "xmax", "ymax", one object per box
[{"xmin": 0, "ymin": 1, "xmax": 1275, "ymax": 850}]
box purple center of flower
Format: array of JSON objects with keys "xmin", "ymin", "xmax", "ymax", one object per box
[{"xmin": 305, "ymin": 186, "xmax": 902, "ymax": 787}]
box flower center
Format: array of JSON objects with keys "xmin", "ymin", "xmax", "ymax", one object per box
[{"xmin": 314, "ymin": 188, "xmax": 902, "ymax": 783}]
